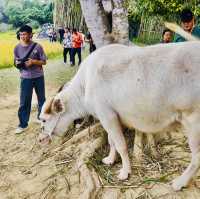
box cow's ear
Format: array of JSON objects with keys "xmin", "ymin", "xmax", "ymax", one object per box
[
  {"xmin": 44, "ymin": 98, "xmax": 54, "ymax": 114},
  {"xmin": 52, "ymin": 98, "xmax": 65, "ymax": 114}
]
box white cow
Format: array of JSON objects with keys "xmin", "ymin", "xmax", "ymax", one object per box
[{"xmin": 39, "ymin": 41, "xmax": 200, "ymax": 191}]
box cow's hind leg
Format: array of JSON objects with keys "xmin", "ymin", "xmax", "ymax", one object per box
[
  {"xmin": 97, "ymin": 107, "xmax": 131, "ymax": 180},
  {"xmin": 102, "ymin": 134, "xmax": 117, "ymax": 165},
  {"xmin": 134, "ymin": 130, "xmax": 143, "ymax": 160},
  {"xmin": 172, "ymin": 112, "xmax": 200, "ymax": 191}
]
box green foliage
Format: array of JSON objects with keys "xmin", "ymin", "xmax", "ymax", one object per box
[
  {"xmin": 126, "ymin": 0, "xmax": 200, "ymax": 44},
  {"xmin": 133, "ymin": 32, "xmax": 162, "ymax": 45},
  {"xmin": 127, "ymin": 0, "xmax": 200, "ymax": 20},
  {"xmin": 4, "ymin": 0, "xmax": 53, "ymax": 28}
]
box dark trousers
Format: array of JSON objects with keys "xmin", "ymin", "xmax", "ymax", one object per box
[
  {"xmin": 63, "ymin": 48, "xmax": 72, "ymax": 63},
  {"xmin": 18, "ymin": 76, "xmax": 46, "ymax": 128},
  {"xmin": 71, "ymin": 47, "xmax": 82, "ymax": 65},
  {"xmin": 59, "ymin": 36, "xmax": 64, "ymax": 44},
  {"xmin": 89, "ymin": 44, "xmax": 96, "ymax": 54}
]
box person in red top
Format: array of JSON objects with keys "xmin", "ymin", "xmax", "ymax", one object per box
[{"xmin": 71, "ymin": 28, "xmax": 83, "ymax": 66}]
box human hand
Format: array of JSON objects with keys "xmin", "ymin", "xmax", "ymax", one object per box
[
  {"xmin": 25, "ymin": 58, "xmax": 34, "ymax": 67},
  {"xmin": 15, "ymin": 60, "xmax": 21, "ymax": 65}
]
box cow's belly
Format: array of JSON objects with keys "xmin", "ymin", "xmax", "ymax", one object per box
[{"xmin": 118, "ymin": 109, "xmax": 178, "ymax": 133}]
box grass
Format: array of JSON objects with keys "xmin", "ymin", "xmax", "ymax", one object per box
[
  {"xmin": 0, "ymin": 31, "xmax": 63, "ymax": 69},
  {"xmin": 133, "ymin": 31, "xmax": 162, "ymax": 45},
  {"xmin": 86, "ymin": 128, "xmax": 191, "ymax": 189}
]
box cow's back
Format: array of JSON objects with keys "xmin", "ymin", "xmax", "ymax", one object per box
[{"xmin": 83, "ymin": 42, "xmax": 200, "ymax": 132}]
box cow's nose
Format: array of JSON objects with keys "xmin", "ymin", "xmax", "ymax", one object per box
[
  {"xmin": 39, "ymin": 136, "xmax": 44, "ymax": 143},
  {"xmin": 38, "ymin": 134, "xmax": 51, "ymax": 145}
]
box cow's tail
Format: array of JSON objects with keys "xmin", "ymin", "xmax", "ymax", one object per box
[{"xmin": 164, "ymin": 22, "xmax": 199, "ymax": 41}]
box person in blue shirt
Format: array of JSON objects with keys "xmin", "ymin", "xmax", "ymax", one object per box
[{"xmin": 174, "ymin": 9, "xmax": 200, "ymax": 42}]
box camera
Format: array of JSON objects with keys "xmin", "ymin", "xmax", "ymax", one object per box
[{"xmin": 15, "ymin": 58, "xmax": 28, "ymax": 70}]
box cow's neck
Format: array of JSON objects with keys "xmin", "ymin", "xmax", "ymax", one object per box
[
  {"xmin": 58, "ymin": 67, "xmax": 88, "ymax": 119},
  {"xmin": 67, "ymin": 85, "xmax": 87, "ymax": 119}
]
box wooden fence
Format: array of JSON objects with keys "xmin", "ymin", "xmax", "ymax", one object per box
[{"xmin": 136, "ymin": 16, "xmax": 169, "ymax": 44}]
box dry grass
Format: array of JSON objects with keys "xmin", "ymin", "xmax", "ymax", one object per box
[{"xmin": 86, "ymin": 127, "xmax": 194, "ymax": 190}]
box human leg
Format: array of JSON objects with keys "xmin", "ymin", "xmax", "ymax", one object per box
[
  {"xmin": 63, "ymin": 48, "xmax": 67, "ymax": 63},
  {"xmin": 77, "ymin": 47, "xmax": 82, "ymax": 65},
  {"xmin": 69, "ymin": 48, "xmax": 73, "ymax": 64},
  {"xmin": 33, "ymin": 76, "xmax": 46, "ymax": 119},
  {"xmin": 71, "ymin": 48, "xmax": 75, "ymax": 66},
  {"xmin": 18, "ymin": 78, "xmax": 33, "ymax": 128}
]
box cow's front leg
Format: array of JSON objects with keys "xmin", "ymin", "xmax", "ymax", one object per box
[
  {"xmin": 98, "ymin": 108, "xmax": 131, "ymax": 180},
  {"xmin": 172, "ymin": 112, "xmax": 200, "ymax": 191},
  {"xmin": 102, "ymin": 134, "xmax": 117, "ymax": 165}
]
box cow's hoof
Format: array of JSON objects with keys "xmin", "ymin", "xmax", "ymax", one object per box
[
  {"xmin": 117, "ymin": 168, "xmax": 131, "ymax": 180},
  {"xmin": 172, "ymin": 177, "xmax": 187, "ymax": 191},
  {"xmin": 102, "ymin": 156, "xmax": 115, "ymax": 165}
]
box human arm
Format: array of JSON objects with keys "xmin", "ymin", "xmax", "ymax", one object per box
[
  {"xmin": 25, "ymin": 44, "xmax": 47, "ymax": 67},
  {"xmin": 25, "ymin": 59, "xmax": 46, "ymax": 67}
]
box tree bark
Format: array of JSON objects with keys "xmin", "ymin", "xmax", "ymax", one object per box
[
  {"xmin": 79, "ymin": 0, "xmax": 111, "ymax": 48},
  {"xmin": 53, "ymin": 0, "xmax": 83, "ymax": 29},
  {"xmin": 79, "ymin": 0, "xmax": 129, "ymax": 47},
  {"xmin": 112, "ymin": 0, "xmax": 129, "ymax": 45}
]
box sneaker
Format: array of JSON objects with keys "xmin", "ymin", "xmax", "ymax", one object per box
[{"xmin": 15, "ymin": 127, "xmax": 28, "ymax": 134}]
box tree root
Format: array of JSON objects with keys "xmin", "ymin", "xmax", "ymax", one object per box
[
  {"xmin": 77, "ymin": 135, "xmax": 105, "ymax": 199},
  {"xmin": 56, "ymin": 123, "xmax": 165, "ymax": 198},
  {"xmin": 67, "ymin": 123, "xmax": 101, "ymax": 145},
  {"xmin": 57, "ymin": 123, "xmax": 106, "ymax": 199}
]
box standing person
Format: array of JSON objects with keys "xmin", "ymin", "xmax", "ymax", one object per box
[
  {"xmin": 63, "ymin": 27, "xmax": 72, "ymax": 64},
  {"xmin": 79, "ymin": 30, "xmax": 85, "ymax": 50},
  {"xmin": 58, "ymin": 27, "xmax": 65, "ymax": 44},
  {"xmin": 71, "ymin": 28, "xmax": 83, "ymax": 66},
  {"xmin": 86, "ymin": 32, "xmax": 96, "ymax": 53},
  {"xmin": 47, "ymin": 28, "xmax": 53, "ymax": 42},
  {"xmin": 174, "ymin": 8, "xmax": 200, "ymax": 42},
  {"xmin": 52, "ymin": 28, "xmax": 57, "ymax": 42},
  {"xmin": 14, "ymin": 25, "xmax": 47, "ymax": 134},
  {"xmin": 161, "ymin": 29, "xmax": 173, "ymax": 43}
]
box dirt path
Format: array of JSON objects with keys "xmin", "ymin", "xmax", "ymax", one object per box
[
  {"xmin": 1, "ymin": 60, "xmax": 200, "ymax": 199},
  {"xmin": 0, "ymin": 61, "xmax": 80, "ymax": 199}
]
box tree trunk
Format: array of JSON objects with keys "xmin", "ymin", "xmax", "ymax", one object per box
[
  {"xmin": 112, "ymin": 0, "xmax": 129, "ymax": 45},
  {"xmin": 79, "ymin": 0, "xmax": 129, "ymax": 47},
  {"xmin": 79, "ymin": 0, "xmax": 111, "ymax": 48},
  {"xmin": 53, "ymin": 0, "xmax": 83, "ymax": 30}
]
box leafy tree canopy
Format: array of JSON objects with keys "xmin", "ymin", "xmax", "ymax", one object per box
[
  {"xmin": 127, "ymin": 0, "xmax": 200, "ymax": 20},
  {"xmin": 2, "ymin": 0, "xmax": 53, "ymax": 28}
]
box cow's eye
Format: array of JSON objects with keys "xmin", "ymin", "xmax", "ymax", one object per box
[{"xmin": 42, "ymin": 120, "xmax": 46, "ymax": 123}]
